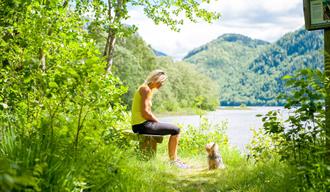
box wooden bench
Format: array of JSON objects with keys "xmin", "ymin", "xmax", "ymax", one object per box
[{"xmin": 123, "ymin": 130, "xmax": 164, "ymax": 157}]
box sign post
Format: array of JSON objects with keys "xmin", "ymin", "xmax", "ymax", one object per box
[
  {"xmin": 325, "ymin": 29, "xmax": 330, "ymax": 163},
  {"xmin": 303, "ymin": 0, "xmax": 330, "ymax": 163}
]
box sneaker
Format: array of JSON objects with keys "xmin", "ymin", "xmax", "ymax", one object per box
[{"xmin": 170, "ymin": 159, "xmax": 190, "ymax": 169}]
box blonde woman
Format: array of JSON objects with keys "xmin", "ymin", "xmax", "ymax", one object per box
[{"xmin": 131, "ymin": 69, "xmax": 188, "ymax": 168}]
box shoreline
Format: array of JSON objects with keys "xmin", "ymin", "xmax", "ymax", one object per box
[{"xmin": 156, "ymin": 106, "xmax": 284, "ymax": 117}]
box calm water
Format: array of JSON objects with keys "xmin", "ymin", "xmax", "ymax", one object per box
[{"xmin": 159, "ymin": 107, "xmax": 288, "ymax": 152}]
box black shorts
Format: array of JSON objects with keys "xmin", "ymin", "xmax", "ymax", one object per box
[{"xmin": 132, "ymin": 121, "xmax": 180, "ymax": 136}]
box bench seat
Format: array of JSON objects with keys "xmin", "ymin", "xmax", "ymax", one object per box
[{"xmin": 123, "ymin": 130, "xmax": 164, "ymax": 157}]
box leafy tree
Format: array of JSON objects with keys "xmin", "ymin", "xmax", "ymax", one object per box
[
  {"xmin": 249, "ymin": 69, "xmax": 329, "ymax": 191},
  {"xmin": 112, "ymin": 33, "xmax": 158, "ymax": 107},
  {"xmin": 82, "ymin": 0, "xmax": 221, "ymax": 74},
  {"xmin": 1, "ymin": 1, "xmax": 128, "ymax": 190}
]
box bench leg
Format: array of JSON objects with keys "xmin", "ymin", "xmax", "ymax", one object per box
[
  {"xmin": 150, "ymin": 138, "xmax": 157, "ymax": 152},
  {"xmin": 139, "ymin": 136, "xmax": 157, "ymax": 157}
]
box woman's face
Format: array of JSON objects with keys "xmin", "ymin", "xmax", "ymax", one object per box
[
  {"xmin": 150, "ymin": 81, "xmax": 163, "ymax": 89},
  {"xmin": 156, "ymin": 82, "xmax": 163, "ymax": 89}
]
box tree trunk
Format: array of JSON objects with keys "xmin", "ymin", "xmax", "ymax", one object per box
[
  {"xmin": 103, "ymin": 0, "xmax": 124, "ymax": 76},
  {"xmin": 104, "ymin": 30, "xmax": 116, "ymax": 76}
]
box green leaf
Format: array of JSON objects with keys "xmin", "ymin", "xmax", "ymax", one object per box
[
  {"xmin": 49, "ymin": 81, "xmax": 58, "ymax": 88},
  {"xmin": 282, "ymin": 75, "xmax": 292, "ymax": 80}
]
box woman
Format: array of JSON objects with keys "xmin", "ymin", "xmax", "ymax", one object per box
[{"xmin": 131, "ymin": 69, "xmax": 188, "ymax": 168}]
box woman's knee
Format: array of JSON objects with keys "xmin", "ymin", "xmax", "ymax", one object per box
[{"xmin": 171, "ymin": 127, "xmax": 180, "ymax": 135}]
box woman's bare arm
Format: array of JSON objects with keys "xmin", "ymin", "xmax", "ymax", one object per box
[{"xmin": 140, "ymin": 86, "xmax": 159, "ymax": 122}]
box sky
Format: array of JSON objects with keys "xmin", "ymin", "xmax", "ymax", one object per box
[{"xmin": 125, "ymin": 0, "xmax": 305, "ymax": 60}]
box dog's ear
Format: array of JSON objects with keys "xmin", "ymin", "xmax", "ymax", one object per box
[
  {"xmin": 211, "ymin": 142, "xmax": 216, "ymax": 149},
  {"xmin": 211, "ymin": 143, "xmax": 219, "ymax": 151}
]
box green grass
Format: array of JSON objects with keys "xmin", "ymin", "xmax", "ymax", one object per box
[
  {"xmin": 0, "ymin": 119, "xmax": 297, "ymax": 192},
  {"xmin": 0, "ymin": 129, "xmax": 297, "ymax": 192},
  {"xmin": 114, "ymin": 142, "xmax": 297, "ymax": 192}
]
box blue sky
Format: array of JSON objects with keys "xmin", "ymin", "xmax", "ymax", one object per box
[{"xmin": 126, "ymin": 0, "xmax": 304, "ymax": 60}]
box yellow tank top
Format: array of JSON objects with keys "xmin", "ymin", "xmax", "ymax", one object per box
[{"xmin": 131, "ymin": 85, "xmax": 153, "ymax": 125}]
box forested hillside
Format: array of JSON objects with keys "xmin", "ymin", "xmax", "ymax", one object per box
[
  {"xmin": 184, "ymin": 29, "xmax": 324, "ymax": 106},
  {"xmin": 87, "ymin": 21, "xmax": 219, "ymax": 111},
  {"xmin": 184, "ymin": 34, "xmax": 269, "ymax": 80},
  {"xmin": 112, "ymin": 34, "xmax": 219, "ymax": 111}
]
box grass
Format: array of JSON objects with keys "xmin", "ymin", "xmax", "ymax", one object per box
[
  {"xmin": 115, "ymin": 142, "xmax": 296, "ymax": 192},
  {"xmin": 0, "ymin": 118, "xmax": 296, "ymax": 192},
  {"xmin": 113, "ymin": 117, "xmax": 297, "ymax": 192},
  {"xmin": 0, "ymin": 132, "xmax": 297, "ymax": 192}
]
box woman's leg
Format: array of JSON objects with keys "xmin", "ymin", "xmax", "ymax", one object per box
[
  {"xmin": 169, "ymin": 134, "xmax": 179, "ymax": 160},
  {"xmin": 137, "ymin": 121, "xmax": 180, "ymax": 135},
  {"xmin": 136, "ymin": 121, "xmax": 180, "ymax": 160}
]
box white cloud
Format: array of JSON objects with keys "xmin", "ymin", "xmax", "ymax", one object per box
[
  {"xmin": 202, "ymin": 0, "xmax": 301, "ymax": 14},
  {"xmin": 125, "ymin": 0, "xmax": 305, "ymax": 60}
]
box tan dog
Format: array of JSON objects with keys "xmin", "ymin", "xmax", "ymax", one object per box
[{"xmin": 205, "ymin": 142, "xmax": 225, "ymax": 170}]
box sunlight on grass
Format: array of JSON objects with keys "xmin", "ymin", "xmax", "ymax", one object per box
[{"xmin": 119, "ymin": 142, "xmax": 296, "ymax": 192}]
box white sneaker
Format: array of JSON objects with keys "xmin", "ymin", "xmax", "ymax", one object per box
[{"xmin": 170, "ymin": 159, "xmax": 190, "ymax": 169}]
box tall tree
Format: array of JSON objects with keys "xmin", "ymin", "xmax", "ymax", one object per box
[{"xmin": 86, "ymin": 0, "xmax": 221, "ymax": 75}]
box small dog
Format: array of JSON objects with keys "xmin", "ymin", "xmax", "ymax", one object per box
[{"xmin": 205, "ymin": 142, "xmax": 225, "ymax": 170}]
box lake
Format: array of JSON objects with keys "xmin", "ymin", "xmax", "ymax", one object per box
[{"xmin": 159, "ymin": 106, "xmax": 288, "ymax": 153}]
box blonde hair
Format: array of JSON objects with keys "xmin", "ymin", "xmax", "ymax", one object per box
[{"xmin": 144, "ymin": 69, "xmax": 167, "ymax": 86}]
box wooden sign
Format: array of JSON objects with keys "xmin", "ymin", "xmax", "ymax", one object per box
[{"xmin": 304, "ymin": 0, "xmax": 330, "ymax": 30}]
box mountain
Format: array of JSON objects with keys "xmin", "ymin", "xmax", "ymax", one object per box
[
  {"xmin": 183, "ymin": 33, "xmax": 270, "ymax": 104},
  {"xmin": 184, "ymin": 34, "xmax": 269, "ymax": 59},
  {"xmin": 183, "ymin": 29, "xmax": 324, "ymax": 106},
  {"xmin": 152, "ymin": 48, "xmax": 167, "ymax": 56},
  {"xmin": 184, "ymin": 33, "xmax": 269, "ymax": 69}
]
